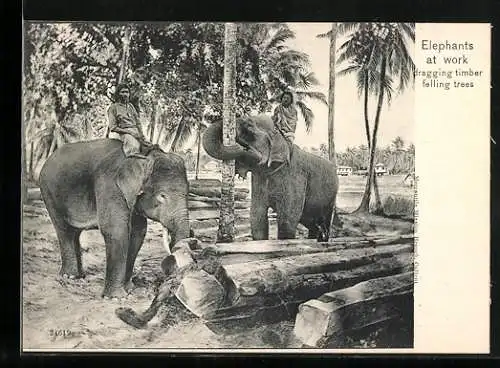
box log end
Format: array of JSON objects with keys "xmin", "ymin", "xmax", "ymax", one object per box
[
  {"xmin": 293, "ymin": 299, "xmax": 333, "ymax": 347},
  {"xmin": 175, "ymin": 269, "xmax": 227, "ymax": 319},
  {"xmin": 161, "ymin": 238, "xmax": 198, "ymax": 276}
]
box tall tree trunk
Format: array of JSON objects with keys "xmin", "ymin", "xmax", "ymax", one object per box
[
  {"xmin": 362, "ymin": 71, "xmax": 383, "ymax": 215},
  {"xmin": 218, "ymin": 23, "xmax": 237, "ymax": 243},
  {"xmin": 195, "ymin": 122, "xmax": 202, "ymax": 180},
  {"xmin": 118, "ymin": 25, "xmax": 134, "ymax": 85},
  {"xmin": 327, "ymin": 23, "xmax": 339, "ymax": 240},
  {"xmin": 149, "ymin": 103, "xmax": 157, "ymax": 142},
  {"xmin": 327, "ymin": 23, "xmax": 337, "ymax": 163},
  {"xmin": 363, "ymin": 71, "xmax": 371, "ymax": 147},
  {"xmin": 372, "ymin": 171, "xmax": 384, "ymax": 214},
  {"xmin": 356, "ymin": 57, "xmax": 387, "ymax": 213}
]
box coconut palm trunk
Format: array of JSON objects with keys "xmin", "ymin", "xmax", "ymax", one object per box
[
  {"xmin": 195, "ymin": 122, "xmax": 202, "ymax": 180},
  {"xmin": 360, "ymin": 69, "xmax": 383, "ymax": 214},
  {"xmin": 328, "ymin": 23, "xmax": 337, "ymax": 162},
  {"xmin": 149, "ymin": 103, "xmax": 157, "ymax": 142},
  {"xmin": 327, "ymin": 23, "xmax": 339, "ymax": 239},
  {"xmin": 356, "ymin": 57, "xmax": 387, "ymax": 213},
  {"xmin": 118, "ymin": 25, "xmax": 134, "ymax": 85},
  {"xmin": 217, "ymin": 23, "xmax": 237, "ymax": 243}
]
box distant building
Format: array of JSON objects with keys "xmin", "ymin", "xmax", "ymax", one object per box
[
  {"xmin": 337, "ymin": 166, "xmax": 353, "ymax": 176},
  {"xmin": 375, "ymin": 163, "xmax": 387, "ymax": 176}
]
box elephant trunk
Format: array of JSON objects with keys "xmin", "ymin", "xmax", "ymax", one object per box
[
  {"xmin": 202, "ymin": 120, "xmax": 245, "ymax": 160},
  {"xmin": 203, "ymin": 120, "xmax": 265, "ymax": 163},
  {"xmin": 164, "ymin": 207, "xmax": 191, "ymax": 249}
]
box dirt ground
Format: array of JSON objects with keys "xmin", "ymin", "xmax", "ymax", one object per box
[{"xmin": 22, "ymin": 175, "xmax": 414, "ymax": 351}]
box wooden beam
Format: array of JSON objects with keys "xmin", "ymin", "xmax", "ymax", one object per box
[
  {"xmin": 200, "ymin": 235, "xmax": 414, "ymax": 264},
  {"xmin": 293, "ymin": 271, "xmax": 414, "ymax": 348},
  {"xmin": 175, "ymin": 243, "xmax": 413, "ymax": 323},
  {"xmin": 204, "ymin": 253, "xmax": 413, "ymax": 334}
]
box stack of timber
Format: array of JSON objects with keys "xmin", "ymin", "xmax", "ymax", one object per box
[
  {"xmin": 188, "ymin": 179, "xmax": 251, "ymax": 223},
  {"xmin": 173, "ymin": 235, "xmax": 414, "ymax": 334},
  {"xmin": 25, "ymin": 180, "xmax": 252, "ymax": 222},
  {"xmin": 293, "ymin": 271, "xmax": 414, "ymax": 348}
]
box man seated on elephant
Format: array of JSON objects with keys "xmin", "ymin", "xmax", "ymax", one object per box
[
  {"xmin": 270, "ymin": 90, "xmax": 298, "ymax": 166},
  {"xmin": 107, "ymin": 83, "xmax": 148, "ymax": 156}
]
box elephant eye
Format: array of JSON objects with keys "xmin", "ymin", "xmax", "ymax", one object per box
[{"xmin": 156, "ymin": 192, "xmax": 168, "ymax": 203}]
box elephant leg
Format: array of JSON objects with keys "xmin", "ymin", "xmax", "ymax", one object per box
[
  {"xmin": 275, "ymin": 198, "xmax": 304, "ymax": 240},
  {"xmin": 98, "ymin": 203, "xmax": 131, "ymax": 298},
  {"xmin": 125, "ymin": 213, "xmax": 147, "ymax": 289},
  {"xmin": 250, "ymin": 172, "xmax": 269, "ymax": 240},
  {"xmin": 43, "ymin": 190, "xmax": 84, "ymax": 278},
  {"xmin": 307, "ymin": 225, "xmax": 319, "ymax": 240},
  {"xmin": 55, "ymin": 225, "xmax": 84, "ymax": 278}
]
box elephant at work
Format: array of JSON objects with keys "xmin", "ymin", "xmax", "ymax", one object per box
[
  {"xmin": 202, "ymin": 114, "xmax": 339, "ymax": 241},
  {"xmin": 39, "ymin": 139, "xmax": 191, "ymax": 298}
]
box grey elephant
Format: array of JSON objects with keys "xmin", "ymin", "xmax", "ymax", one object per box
[
  {"xmin": 202, "ymin": 114, "xmax": 339, "ymax": 241},
  {"xmin": 39, "ymin": 139, "xmax": 191, "ymax": 298}
]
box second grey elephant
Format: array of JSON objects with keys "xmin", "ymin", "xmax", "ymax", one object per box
[
  {"xmin": 39, "ymin": 139, "xmax": 191, "ymax": 298},
  {"xmin": 202, "ymin": 114, "xmax": 339, "ymax": 241}
]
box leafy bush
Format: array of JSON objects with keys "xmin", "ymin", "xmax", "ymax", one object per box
[{"xmin": 377, "ymin": 195, "xmax": 414, "ymax": 219}]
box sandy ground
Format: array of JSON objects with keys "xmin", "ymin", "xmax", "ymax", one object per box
[{"xmin": 22, "ymin": 175, "xmax": 414, "ymax": 351}]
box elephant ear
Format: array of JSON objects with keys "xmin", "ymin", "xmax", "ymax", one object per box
[{"xmin": 115, "ymin": 155, "xmax": 155, "ymax": 210}]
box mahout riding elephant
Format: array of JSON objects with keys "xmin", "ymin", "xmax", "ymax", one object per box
[
  {"xmin": 39, "ymin": 138, "xmax": 191, "ymax": 298},
  {"xmin": 202, "ymin": 114, "xmax": 339, "ymax": 241}
]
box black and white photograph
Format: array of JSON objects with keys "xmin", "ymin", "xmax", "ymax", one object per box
[{"xmin": 22, "ymin": 21, "xmax": 419, "ymax": 351}]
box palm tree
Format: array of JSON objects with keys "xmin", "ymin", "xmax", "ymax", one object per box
[
  {"xmin": 317, "ymin": 23, "xmax": 338, "ymax": 161},
  {"xmin": 217, "ymin": 23, "xmax": 238, "ymax": 243},
  {"xmin": 337, "ymin": 23, "xmax": 415, "ymax": 213},
  {"xmin": 238, "ymin": 23, "xmax": 327, "ymax": 131}
]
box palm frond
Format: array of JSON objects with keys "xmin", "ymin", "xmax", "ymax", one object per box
[
  {"xmin": 380, "ymin": 72, "xmax": 394, "ymax": 105},
  {"xmin": 399, "ymin": 23, "xmax": 415, "ymax": 42},
  {"xmin": 295, "ymin": 91, "xmax": 328, "ymax": 105},
  {"xmin": 356, "ymin": 71, "xmax": 366, "ymax": 98},
  {"xmin": 296, "ymin": 71, "xmax": 320, "ymax": 89},
  {"xmin": 337, "ymin": 64, "xmax": 361, "ymax": 77},
  {"xmin": 336, "ymin": 39, "xmax": 360, "ymax": 64},
  {"xmin": 265, "ymin": 26, "xmax": 295, "ymax": 52},
  {"xmin": 296, "ymin": 100, "xmax": 314, "ymax": 133},
  {"xmin": 277, "ymin": 49, "xmax": 311, "ymax": 68},
  {"xmin": 337, "ymin": 22, "xmax": 361, "ymax": 36}
]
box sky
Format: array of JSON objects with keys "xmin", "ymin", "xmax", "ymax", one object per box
[{"xmin": 286, "ymin": 23, "xmax": 415, "ymax": 151}]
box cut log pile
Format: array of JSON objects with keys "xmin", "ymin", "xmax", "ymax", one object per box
[
  {"xmin": 26, "ymin": 180, "xmax": 253, "ymax": 222},
  {"xmin": 293, "ymin": 271, "xmax": 414, "ymax": 348},
  {"xmin": 117, "ymin": 234, "xmax": 415, "ymax": 345}
]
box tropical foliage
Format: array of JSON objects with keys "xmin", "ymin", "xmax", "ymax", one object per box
[
  {"xmin": 22, "ymin": 22, "xmax": 326, "ymax": 183},
  {"xmin": 305, "ymin": 137, "xmax": 415, "ymax": 175}
]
